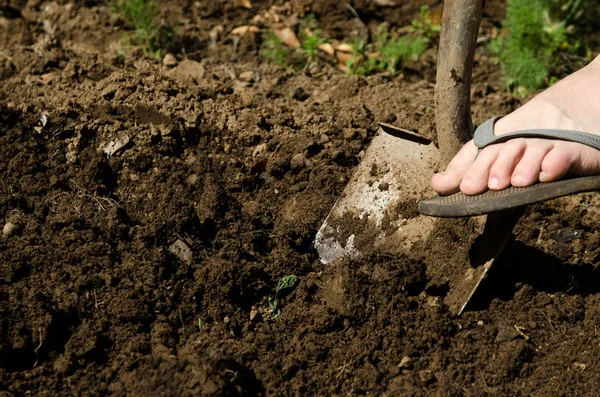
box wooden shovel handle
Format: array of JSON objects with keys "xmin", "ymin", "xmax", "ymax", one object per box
[{"xmin": 435, "ymin": 0, "xmax": 485, "ymax": 163}]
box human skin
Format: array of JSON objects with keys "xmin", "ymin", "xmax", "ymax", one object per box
[{"xmin": 432, "ymin": 55, "xmax": 600, "ymax": 196}]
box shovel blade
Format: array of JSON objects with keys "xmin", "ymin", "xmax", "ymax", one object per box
[
  {"xmin": 313, "ymin": 124, "xmax": 441, "ymax": 264},
  {"xmin": 313, "ymin": 123, "xmax": 522, "ymax": 316}
]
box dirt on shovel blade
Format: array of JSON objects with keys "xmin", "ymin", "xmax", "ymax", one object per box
[{"xmin": 2, "ymin": 0, "xmax": 600, "ymax": 395}]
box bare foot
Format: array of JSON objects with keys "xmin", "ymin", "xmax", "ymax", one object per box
[{"xmin": 432, "ymin": 55, "xmax": 600, "ymax": 196}]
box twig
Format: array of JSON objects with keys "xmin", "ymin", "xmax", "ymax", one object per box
[
  {"xmin": 33, "ymin": 328, "xmax": 43, "ymax": 367},
  {"xmin": 514, "ymin": 325, "xmax": 529, "ymax": 340}
]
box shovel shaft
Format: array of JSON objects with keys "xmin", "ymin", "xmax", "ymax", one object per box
[{"xmin": 435, "ymin": 0, "xmax": 484, "ymax": 162}]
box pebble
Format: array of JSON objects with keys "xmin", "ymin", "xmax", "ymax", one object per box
[
  {"xmin": 169, "ymin": 239, "xmax": 192, "ymax": 265},
  {"xmin": 3, "ymin": 222, "xmax": 23, "ymax": 238},
  {"xmin": 250, "ymin": 307, "xmax": 262, "ymax": 322},
  {"xmin": 290, "ymin": 153, "xmax": 305, "ymax": 171},
  {"xmin": 162, "ymin": 53, "xmax": 177, "ymax": 67},
  {"xmin": 238, "ymin": 71, "xmax": 255, "ymax": 82},
  {"xmin": 398, "ymin": 356, "xmax": 412, "ymax": 369}
]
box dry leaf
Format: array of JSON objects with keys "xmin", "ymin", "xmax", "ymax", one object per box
[
  {"xmin": 274, "ymin": 27, "xmax": 301, "ymax": 47},
  {"xmin": 374, "ymin": 0, "xmax": 396, "ymax": 5},
  {"xmin": 335, "ymin": 52, "xmax": 358, "ymax": 65},
  {"xmin": 240, "ymin": 0, "xmax": 252, "ymax": 9},
  {"xmin": 231, "ymin": 25, "xmax": 260, "ymax": 35},
  {"xmin": 334, "ymin": 43, "xmax": 354, "ymax": 53},
  {"xmin": 337, "ymin": 63, "xmax": 350, "ymax": 73},
  {"xmin": 318, "ymin": 43, "xmax": 335, "ymax": 56}
]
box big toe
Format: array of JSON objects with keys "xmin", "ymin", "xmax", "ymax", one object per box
[{"xmin": 431, "ymin": 140, "xmax": 478, "ymax": 195}]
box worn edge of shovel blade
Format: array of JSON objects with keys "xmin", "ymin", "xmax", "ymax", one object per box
[{"xmin": 313, "ymin": 125, "xmax": 439, "ymax": 264}]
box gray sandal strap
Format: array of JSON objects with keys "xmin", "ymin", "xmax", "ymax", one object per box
[{"xmin": 474, "ymin": 116, "xmax": 600, "ymax": 152}]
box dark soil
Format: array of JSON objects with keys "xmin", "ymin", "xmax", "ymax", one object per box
[{"xmin": 2, "ymin": 1, "xmax": 600, "ymax": 396}]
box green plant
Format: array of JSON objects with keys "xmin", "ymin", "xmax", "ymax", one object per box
[
  {"xmin": 261, "ymin": 29, "xmax": 291, "ymax": 66},
  {"xmin": 346, "ymin": 24, "xmax": 429, "ymax": 76},
  {"xmin": 377, "ymin": 28, "xmax": 429, "ymax": 75},
  {"xmin": 197, "ymin": 318, "xmax": 203, "ymax": 331},
  {"xmin": 262, "ymin": 15, "xmax": 327, "ymax": 71},
  {"xmin": 300, "ymin": 28, "xmax": 326, "ymax": 69},
  {"xmin": 268, "ymin": 275, "xmax": 297, "ymax": 319},
  {"xmin": 489, "ymin": 0, "xmax": 587, "ymax": 95},
  {"xmin": 111, "ymin": 0, "xmax": 170, "ymax": 57},
  {"xmin": 410, "ymin": 5, "xmax": 441, "ymax": 40}
]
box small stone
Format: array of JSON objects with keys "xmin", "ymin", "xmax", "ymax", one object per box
[
  {"xmin": 477, "ymin": 320, "xmax": 484, "ymax": 326},
  {"xmin": 290, "ymin": 153, "xmax": 305, "ymax": 172},
  {"xmin": 163, "ymin": 53, "xmax": 177, "ymax": 67},
  {"xmin": 398, "ymin": 356, "xmax": 412, "ymax": 369},
  {"xmin": 250, "ymin": 307, "xmax": 262, "ymax": 322},
  {"xmin": 238, "ymin": 71, "xmax": 255, "ymax": 82},
  {"xmin": 3, "ymin": 222, "xmax": 23, "ymax": 238},
  {"xmin": 103, "ymin": 134, "xmax": 130, "ymax": 157},
  {"xmin": 169, "ymin": 239, "xmax": 192, "ymax": 265},
  {"xmin": 223, "ymin": 316, "xmax": 231, "ymax": 324}
]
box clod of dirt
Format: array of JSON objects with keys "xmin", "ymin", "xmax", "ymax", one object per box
[
  {"xmin": 166, "ymin": 59, "xmax": 206, "ymax": 85},
  {"xmin": 494, "ymin": 323, "xmax": 521, "ymax": 343}
]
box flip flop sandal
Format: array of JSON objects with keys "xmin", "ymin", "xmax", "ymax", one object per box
[{"xmin": 418, "ymin": 116, "xmax": 600, "ymax": 217}]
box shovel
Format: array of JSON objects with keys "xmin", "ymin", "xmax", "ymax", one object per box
[{"xmin": 314, "ymin": 0, "xmax": 520, "ymax": 315}]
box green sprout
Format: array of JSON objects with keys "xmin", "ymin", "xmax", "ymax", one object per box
[
  {"xmin": 410, "ymin": 5, "xmax": 441, "ymax": 40},
  {"xmin": 268, "ymin": 275, "xmax": 297, "ymax": 319},
  {"xmin": 110, "ymin": 0, "xmax": 171, "ymax": 57},
  {"xmin": 261, "ymin": 29, "xmax": 290, "ymax": 66},
  {"xmin": 346, "ymin": 24, "xmax": 429, "ymax": 76},
  {"xmin": 489, "ymin": 0, "xmax": 590, "ymax": 95}
]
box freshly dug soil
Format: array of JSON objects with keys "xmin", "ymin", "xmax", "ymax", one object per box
[{"xmin": 2, "ymin": 1, "xmax": 600, "ymax": 396}]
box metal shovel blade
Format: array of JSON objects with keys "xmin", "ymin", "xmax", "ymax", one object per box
[
  {"xmin": 313, "ymin": 123, "xmax": 440, "ymax": 264},
  {"xmin": 313, "ymin": 123, "xmax": 523, "ymax": 315}
]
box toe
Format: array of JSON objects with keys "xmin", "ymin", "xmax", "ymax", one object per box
[
  {"xmin": 432, "ymin": 140, "xmax": 478, "ymax": 195},
  {"xmin": 488, "ymin": 139, "xmax": 526, "ymax": 190},
  {"xmin": 511, "ymin": 139, "xmax": 553, "ymax": 186},
  {"xmin": 460, "ymin": 145, "xmax": 501, "ymax": 195},
  {"xmin": 539, "ymin": 143, "xmax": 574, "ymax": 182}
]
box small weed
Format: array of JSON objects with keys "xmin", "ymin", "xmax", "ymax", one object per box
[
  {"xmin": 197, "ymin": 318, "xmax": 203, "ymax": 331},
  {"xmin": 262, "ymin": 29, "xmax": 290, "ymax": 66},
  {"xmin": 110, "ymin": 0, "xmax": 171, "ymax": 57},
  {"xmin": 489, "ymin": 0, "xmax": 589, "ymax": 95},
  {"xmin": 299, "ymin": 28, "xmax": 326, "ymax": 69},
  {"xmin": 262, "ymin": 15, "xmax": 327, "ymax": 71},
  {"xmin": 346, "ymin": 24, "xmax": 429, "ymax": 76},
  {"xmin": 410, "ymin": 5, "xmax": 441, "ymax": 40},
  {"xmin": 268, "ymin": 275, "xmax": 297, "ymax": 319},
  {"xmin": 261, "ymin": 9, "xmax": 434, "ymax": 76}
]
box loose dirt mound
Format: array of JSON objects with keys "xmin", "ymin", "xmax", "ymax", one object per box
[{"xmin": 2, "ymin": 1, "xmax": 600, "ymax": 395}]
